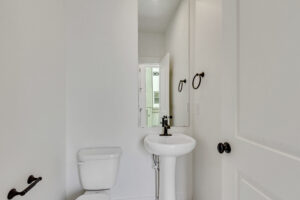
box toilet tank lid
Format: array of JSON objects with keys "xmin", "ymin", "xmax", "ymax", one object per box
[{"xmin": 78, "ymin": 147, "xmax": 122, "ymax": 162}]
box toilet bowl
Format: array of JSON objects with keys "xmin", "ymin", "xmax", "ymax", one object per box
[
  {"xmin": 76, "ymin": 191, "xmax": 110, "ymax": 200},
  {"xmin": 75, "ymin": 147, "xmax": 122, "ymax": 200}
]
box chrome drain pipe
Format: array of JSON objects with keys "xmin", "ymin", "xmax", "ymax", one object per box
[{"xmin": 152, "ymin": 154, "xmax": 160, "ymax": 200}]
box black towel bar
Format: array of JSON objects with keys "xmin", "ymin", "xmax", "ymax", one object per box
[{"xmin": 7, "ymin": 175, "xmax": 42, "ymax": 200}]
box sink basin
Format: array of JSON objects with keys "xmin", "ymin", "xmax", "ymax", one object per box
[
  {"xmin": 144, "ymin": 134, "xmax": 196, "ymax": 157},
  {"xmin": 144, "ymin": 134, "xmax": 196, "ymax": 200}
]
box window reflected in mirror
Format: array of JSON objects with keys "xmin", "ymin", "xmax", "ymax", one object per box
[{"xmin": 139, "ymin": 65, "xmax": 161, "ymax": 127}]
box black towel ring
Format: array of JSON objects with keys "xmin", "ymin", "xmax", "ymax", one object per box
[
  {"xmin": 192, "ymin": 72, "xmax": 205, "ymax": 89},
  {"xmin": 178, "ymin": 79, "xmax": 186, "ymax": 92}
]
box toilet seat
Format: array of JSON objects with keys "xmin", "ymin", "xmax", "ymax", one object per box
[{"xmin": 76, "ymin": 191, "xmax": 110, "ymax": 200}]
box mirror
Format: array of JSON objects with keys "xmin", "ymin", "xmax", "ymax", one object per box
[{"xmin": 138, "ymin": 0, "xmax": 190, "ymax": 128}]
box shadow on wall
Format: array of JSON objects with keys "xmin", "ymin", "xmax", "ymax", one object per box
[
  {"xmin": 68, "ymin": 191, "xmax": 84, "ymax": 200},
  {"xmin": 67, "ymin": 166, "xmax": 84, "ymax": 200}
]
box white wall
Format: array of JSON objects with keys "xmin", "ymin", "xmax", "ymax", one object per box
[
  {"xmin": 165, "ymin": 0, "xmax": 189, "ymax": 127},
  {"xmin": 139, "ymin": 32, "xmax": 165, "ymax": 63},
  {"xmin": 65, "ymin": 0, "xmax": 193, "ymax": 200},
  {"xmin": 65, "ymin": 0, "xmax": 155, "ymax": 200},
  {"xmin": 191, "ymin": 0, "xmax": 222, "ymax": 199},
  {"xmin": 0, "ymin": 1, "xmax": 219, "ymax": 199},
  {"xmin": 0, "ymin": 0, "xmax": 65, "ymax": 200}
]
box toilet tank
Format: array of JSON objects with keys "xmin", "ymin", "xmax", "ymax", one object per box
[{"xmin": 78, "ymin": 147, "xmax": 122, "ymax": 190}]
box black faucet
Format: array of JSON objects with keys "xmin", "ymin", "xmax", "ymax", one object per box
[{"xmin": 160, "ymin": 115, "xmax": 172, "ymax": 136}]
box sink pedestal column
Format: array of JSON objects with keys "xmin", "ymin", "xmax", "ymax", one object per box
[{"xmin": 159, "ymin": 156, "xmax": 176, "ymax": 200}]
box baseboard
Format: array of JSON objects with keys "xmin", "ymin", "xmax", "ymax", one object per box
[
  {"xmin": 112, "ymin": 195, "xmax": 154, "ymax": 200},
  {"xmin": 112, "ymin": 193, "xmax": 189, "ymax": 200}
]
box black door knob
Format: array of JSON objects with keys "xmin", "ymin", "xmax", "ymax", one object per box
[{"xmin": 217, "ymin": 142, "xmax": 231, "ymax": 154}]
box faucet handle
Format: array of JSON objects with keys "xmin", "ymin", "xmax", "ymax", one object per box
[{"xmin": 161, "ymin": 115, "xmax": 167, "ymax": 127}]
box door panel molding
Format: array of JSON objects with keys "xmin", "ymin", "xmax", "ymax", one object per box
[
  {"xmin": 238, "ymin": 174, "xmax": 273, "ymax": 200},
  {"xmin": 234, "ymin": 139, "xmax": 300, "ymax": 200},
  {"xmin": 235, "ymin": 135, "xmax": 300, "ymax": 162},
  {"xmin": 234, "ymin": 0, "xmax": 300, "ymax": 159}
]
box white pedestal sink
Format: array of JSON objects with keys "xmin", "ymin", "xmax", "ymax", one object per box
[{"xmin": 144, "ymin": 134, "xmax": 196, "ymax": 200}]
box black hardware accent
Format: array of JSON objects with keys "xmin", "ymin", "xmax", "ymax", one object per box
[
  {"xmin": 192, "ymin": 72, "xmax": 205, "ymax": 89},
  {"xmin": 7, "ymin": 175, "xmax": 42, "ymax": 200},
  {"xmin": 178, "ymin": 79, "xmax": 187, "ymax": 92},
  {"xmin": 160, "ymin": 115, "xmax": 172, "ymax": 136},
  {"xmin": 217, "ymin": 142, "xmax": 231, "ymax": 154}
]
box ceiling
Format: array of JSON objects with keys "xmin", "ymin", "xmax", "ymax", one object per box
[{"xmin": 138, "ymin": 0, "xmax": 182, "ymax": 33}]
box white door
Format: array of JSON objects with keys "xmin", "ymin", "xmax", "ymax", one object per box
[
  {"xmin": 222, "ymin": 0, "xmax": 300, "ymax": 200},
  {"xmin": 159, "ymin": 53, "xmax": 170, "ymax": 119}
]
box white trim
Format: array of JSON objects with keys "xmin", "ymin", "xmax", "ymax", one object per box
[
  {"xmin": 111, "ymin": 193, "xmax": 189, "ymax": 200},
  {"xmin": 112, "ymin": 195, "xmax": 154, "ymax": 200}
]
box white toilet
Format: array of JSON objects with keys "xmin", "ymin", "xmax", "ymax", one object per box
[{"xmin": 76, "ymin": 147, "xmax": 122, "ymax": 200}]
